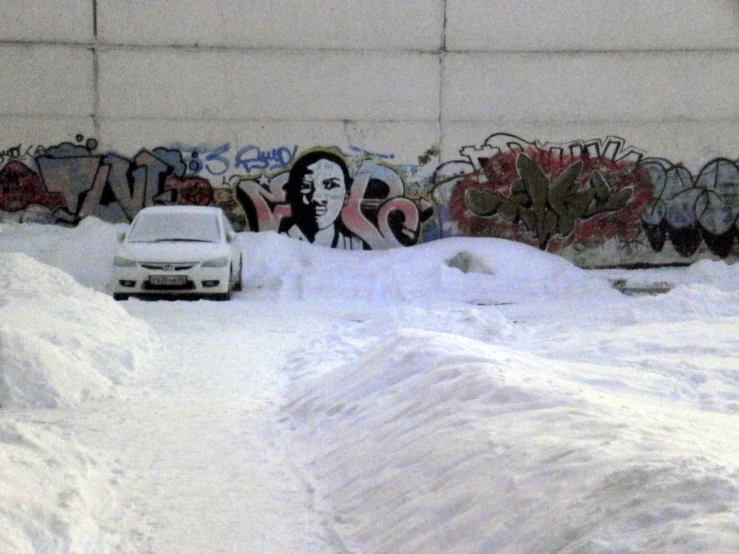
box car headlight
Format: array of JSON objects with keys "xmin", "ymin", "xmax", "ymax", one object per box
[
  {"xmin": 114, "ymin": 256, "xmax": 137, "ymax": 267},
  {"xmin": 201, "ymin": 256, "xmax": 229, "ymax": 268}
]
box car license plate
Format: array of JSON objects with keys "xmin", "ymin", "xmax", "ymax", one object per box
[{"xmin": 149, "ymin": 275, "xmax": 187, "ymax": 286}]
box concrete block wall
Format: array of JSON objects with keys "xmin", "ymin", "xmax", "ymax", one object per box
[{"xmin": 1, "ymin": 1, "xmax": 739, "ymax": 265}]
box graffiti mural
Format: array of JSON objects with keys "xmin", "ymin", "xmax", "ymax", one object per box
[
  {"xmin": 1, "ymin": 132, "xmax": 737, "ymax": 261},
  {"xmin": 0, "ymin": 137, "xmax": 210, "ymax": 225},
  {"xmin": 436, "ymin": 134, "xmax": 652, "ymax": 252},
  {"xmin": 0, "ymin": 160, "xmax": 65, "ymax": 215},
  {"xmin": 0, "ymin": 137, "xmax": 432, "ymax": 250},
  {"xmin": 640, "ymin": 158, "xmax": 739, "ymax": 258},
  {"xmin": 437, "ymin": 133, "xmax": 739, "ymax": 259},
  {"xmin": 234, "ymin": 149, "xmax": 434, "ymax": 250}
]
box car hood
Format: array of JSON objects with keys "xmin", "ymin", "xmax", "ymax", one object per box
[{"xmin": 121, "ymin": 241, "xmax": 226, "ymax": 263}]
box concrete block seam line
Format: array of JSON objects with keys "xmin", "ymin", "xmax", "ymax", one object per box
[
  {"xmin": 92, "ymin": 116, "xmax": 443, "ymax": 125},
  {"xmin": 441, "ymin": 0, "xmax": 447, "ymax": 53},
  {"xmin": 439, "ymin": 115, "xmax": 739, "ymax": 126},
  {"xmin": 438, "ymin": 0, "xmax": 447, "ymax": 155},
  {"xmin": 0, "ymin": 39, "xmax": 442, "ymax": 55},
  {"xmin": 4, "ymin": 113, "xmax": 738, "ymax": 125},
  {"xmin": 87, "ymin": 0, "xmax": 100, "ymax": 137},
  {"xmin": 92, "ymin": 46, "xmax": 100, "ymax": 138},
  {"xmin": 90, "ymin": 43, "xmax": 447, "ymax": 56},
  {"xmin": 0, "ymin": 39, "xmax": 735, "ymax": 57},
  {"xmin": 442, "ymin": 46, "xmax": 739, "ymax": 56},
  {"xmin": 4, "ymin": 113, "xmax": 735, "ymax": 125}
]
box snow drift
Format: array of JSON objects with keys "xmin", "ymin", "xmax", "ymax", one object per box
[
  {"xmin": 0, "ymin": 250, "xmax": 166, "ymax": 553},
  {"xmin": 239, "ymin": 231, "xmax": 621, "ymax": 305},
  {"xmin": 0, "ymin": 252, "xmax": 161, "ymax": 409},
  {"xmin": 284, "ymin": 328, "xmax": 739, "ymax": 553}
]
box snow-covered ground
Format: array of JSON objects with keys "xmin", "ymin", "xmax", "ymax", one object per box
[{"xmin": 0, "ymin": 218, "xmax": 737, "ymax": 553}]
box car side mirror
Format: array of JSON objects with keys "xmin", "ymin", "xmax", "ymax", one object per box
[
  {"xmin": 226, "ymin": 231, "xmax": 236, "ymax": 243},
  {"xmin": 117, "ymin": 232, "xmax": 126, "ymax": 243}
]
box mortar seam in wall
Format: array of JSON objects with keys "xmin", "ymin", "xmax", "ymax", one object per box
[
  {"xmin": 3, "ymin": 114, "xmax": 738, "ymax": 125},
  {"xmin": 1, "ymin": 39, "xmax": 736, "ymax": 57},
  {"xmin": 437, "ymin": 47, "xmax": 739, "ymax": 56},
  {"xmin": 92, "ymin": 0, "xmax": 100, "ymax": 140},
  {"xmin": 93, "ymin": 116, "xmax": 447, "ymax": 124},
  {"xmin": 92, "ymin": 44, "xmax": 444, "ymax": 56},
  {"xmin": 438, "ymin": 117, "xmax": 739, "ymax": 127},
  {"xmin": 92, "ymin": 50, "xmax": 100, "ymax": 138},
  {"xmin": 3, "ymin": 115, "xmax": 732, "ymax": 126},
  {"xmin": 438, "ymin": 0, "xmax": 447, "ymax": 161}
]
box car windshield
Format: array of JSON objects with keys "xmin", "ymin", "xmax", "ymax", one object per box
[{"xmin": 127, "ymin": 212, "xmax": 221, "ymax": 243}]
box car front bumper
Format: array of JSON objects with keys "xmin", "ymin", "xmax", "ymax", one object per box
[{"xmin": 112, "ymin": 264, "xmax": 232, "ymax": 296}]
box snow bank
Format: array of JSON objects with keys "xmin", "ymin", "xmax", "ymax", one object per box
[
  {"xmin": 631, "ymin": 284, "xmax": 739, "ymax": 323},
  {"xmin": 0, "ymin": 218, "xmax": 124, "ymax": 293},
  {"xmin": 0, "ymin": 252, "xmax": 163, "ymax": 553},
  {"xmin": 0, "ymin": 252, "xmax": 160, "ymax": 409},
  {"xmin": 284, "ymin": 329, "xmax": 739, "ymax": 554},
  {"xmin": 5, "ymin": 218, "xmax": 734, "ymax": 307},
  {"xmin": 596, "ymin": 258, "xmax": 739, "ymax": 296},
  {"xmin": 0, "ymin": 419, "xmax": 120, "ymax": 553},
  {"xmin": 241, "ymin": 231, "xmax": 618, "ymax": 304}
]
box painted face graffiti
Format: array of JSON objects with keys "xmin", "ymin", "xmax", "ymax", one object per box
[
  {"xmin": 234, "ymin": 151, "xmax": 430, "ymax": 250},
  {"xmin": 279, "ymin": 150, "xmax": 366, "ymax": 248},
  {"xmin": 300, "ymin": 159, "xmax": 348, "ymax": 230}
]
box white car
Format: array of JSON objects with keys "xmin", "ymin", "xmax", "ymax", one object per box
[{"xmin": 111, "ymin": 206, "xmax": 242, "ymax": 301}]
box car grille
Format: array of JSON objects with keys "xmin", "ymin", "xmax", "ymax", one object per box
[{"xmin": 140, "ymin": 263, "xmax": 197, "ymax": 271}]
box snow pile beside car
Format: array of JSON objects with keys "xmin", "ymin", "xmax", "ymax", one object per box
[
  {"xmin": 284, "ymin": 328, "xmax": 739, "ymax": 554},
  {"xmin": 0, "ymin": 252, "xmax": 161, "ymax": 409},
  {"xmin": 0, "ymin": 217, "xmax": 124, "ymax": 293}
]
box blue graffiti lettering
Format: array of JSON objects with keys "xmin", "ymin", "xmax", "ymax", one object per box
[
  {"xmin": 235, "ymin": 145, "xmax": 298, "ymax": 173},
  {"xmin": 169, "ymin": 143, "xmax": 298, "ymax": 176},
  {"xmin": 205, "ymin": 143, "xmax": 231, "ymax": 176}
]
